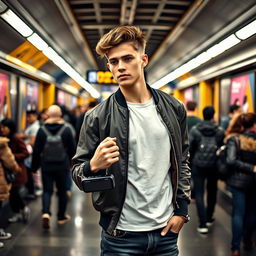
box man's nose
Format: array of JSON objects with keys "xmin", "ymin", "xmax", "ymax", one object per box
[{"xmin": 117, "ymin": 60, "xmax": 126, "ymax": 71}]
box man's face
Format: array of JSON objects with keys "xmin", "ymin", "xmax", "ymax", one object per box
[
  {"xmin": 107, "ymin": 42, "xmax": 148, "ymax": 88},
  {"xmin": 27, "ymin": 114, "xmax": 37, "ymax": 124}
]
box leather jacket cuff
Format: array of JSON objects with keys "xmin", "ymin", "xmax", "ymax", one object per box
[
  {"xmin": 173, "ymin": 198, "xmax": 188, "ymax": 217},
  {"xmin": 83, "ymin": 161, "xmax": 95, "ymax": 177}
]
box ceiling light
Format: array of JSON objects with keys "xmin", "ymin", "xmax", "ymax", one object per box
[
  {"xmin": 1, "ymin": 9, "xmax": 33, "ymax": 37},
  {"xmin": 206, "ymin": 34, "xmax": 240, "ymax": 58},
  {"xmin": 235, "ymin": 19, "xmax": 256, "ymax": 40},
  {"xmin": 27, "ymin": 33, "xmax": 48, "ymax": 51}
]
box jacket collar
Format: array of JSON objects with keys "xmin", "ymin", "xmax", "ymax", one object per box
[{"xmin": 114, "ymin": 84, "xmax": 159, "ymax": 108}]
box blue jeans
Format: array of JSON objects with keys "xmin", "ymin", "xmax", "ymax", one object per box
[
  {"xmin": 101, "ymin": 228, "xmax": 179, "ymax": 256},
  {"xmin": 229, "ymin": 186, "xmax": 256, "ymax": 251},
  {"xmin": 192, "ymin": 166, "xmax": 218, "ymax": 227},
  {"xmin": 41, "ymin": 170, "xmax": 68, "ymax": 220}
]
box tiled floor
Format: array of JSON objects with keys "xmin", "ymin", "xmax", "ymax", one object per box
[{"xmin": 1, "ymin": 186, "xmax": 256, "ymax": 256}]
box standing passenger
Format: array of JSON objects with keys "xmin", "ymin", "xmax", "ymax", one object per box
[
  {"xmin": 186, "ymin": 101, "xmax": 201, "ymax": 132},
  {"xmin": 72, "ymin": 25, "xmax": 191, "ymax": 256},
  {"xmin": 32, "ymin": 105, "xmax": 76, "ymax": 229},
  {"xmin": 225, "ymin": 113, "xmax": 256, "ymax": 256}
]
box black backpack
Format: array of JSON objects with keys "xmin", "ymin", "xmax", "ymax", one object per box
[
  {"xmin": 193, "ymin": 133, "xmax": 218, "ymax": 168},
  {"xmin": 41, "ymin": 124, "xmax": 67, "ymax": 163}
]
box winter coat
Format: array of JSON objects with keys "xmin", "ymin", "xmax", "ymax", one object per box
[
  {"xmin": 226, "ymin": 131, "xmax": 256, "ymax": 190},
  {"xmin": 8, "ymin": 136, "xmax": 29, "ymax": 186},
  {"xmin": 0, "ymin": 137, "xmax": 21, "ymax": 201}
]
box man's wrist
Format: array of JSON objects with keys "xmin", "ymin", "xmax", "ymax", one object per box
[{"xmin": 176, "ymin": 214, "xmax": 190, "ymax": 223}]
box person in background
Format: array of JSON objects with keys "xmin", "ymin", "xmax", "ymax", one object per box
[
  {"xmin": 186, "ymin": 101, "xmax": 201, "ymax": 132},
  {"xmin": 220, "ymin": 104, "xmax": 242, "ymax": 131},
  {"xmin": 38, "ymin": 108, "xmax": 49, "ymax": 126},
  {"xmin": 18, "ymin": 110, "xmax": 40, "ymax": 199},
  {"xmin": 0, "ymin": 118, "xmax": 30, "ymax": 224},
  {"xmin": 32, "ymin": 105, "xmax": 76, "ymax": 230},
  {"xmin": 0, "ymin": 136, "xmax": 21, "ymax": 248},
  {"xmin": 186, "ymin": 100, "xmax": 201, "ymax": 202},
  {"xmin": 72, "ymin": 25, "xmax": 190, "ymax": 256},
  {"xmin": 225, "ymin": 113, "xmax": 256, "ymax": 256},
  {"xmin": 75, "ymin": 101, "xmax": 98, "ymax": 141},
  {"xmin": 189, "ymin": 106, "xmax": 224, "ymax": 234}
]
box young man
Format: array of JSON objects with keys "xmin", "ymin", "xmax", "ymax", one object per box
[
  {"xmin": 186, "ymin": 101, "xmax": 201, "ymax": 133},
  {"xmin": 72, "ymin": 26, "xmax": 191, "ymax": 256}
]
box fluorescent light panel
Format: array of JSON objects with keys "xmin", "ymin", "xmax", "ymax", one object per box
[
  {"xmin": 235, "ymin": 20, "xmax": 256, "ymax": 40},
  {"xmin": 27, "ymin": 33, "xmax": 48, "ymax": 51},
  {"xmin": 1, "ymin": 9, "xmax": 33, "ymax": 37}
]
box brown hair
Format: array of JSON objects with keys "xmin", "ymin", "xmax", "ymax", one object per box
[
  {"xmin": 96, "ymin": 26, "xmax": 146, "ymax": 58},
  {"xmin": 226, "ymin": 112, "xmax": 256, "ymax": 136}
]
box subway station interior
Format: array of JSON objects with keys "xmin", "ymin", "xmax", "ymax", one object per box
[{"xmin": 0, "ymin": 0, "xmax": 256, "ymax": 256}]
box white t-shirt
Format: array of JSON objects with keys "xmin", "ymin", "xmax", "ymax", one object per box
[{"xmin": 116, "ymin": 98, "xmax": 173, "ymax": 231}]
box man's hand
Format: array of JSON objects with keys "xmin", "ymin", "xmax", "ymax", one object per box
[
  {"xmin": 90, "ymin": 137, "xmax": 120, "ymax": 172},
  {"xmin": 161, "ymin": 216, "xmax": 186, "ymax": 236}
]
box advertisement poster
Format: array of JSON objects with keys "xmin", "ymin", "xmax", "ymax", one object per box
[
  {"xmin": 230, "ymin": 75, "xmax": 248, "ymax": 107},
  {"xmin": 57, "ymin": 90, "xmax": 65, "ymax": 105},
  {"xmin": 0, "ymin": 73, "xmax": 9, "ymax": 121},
  {"xmin": 26, "ymin": 80, "xmax": 39, "ymax": 111},
  {"xmin": 184, "ymin": 88, "xmax": 193, "ymax": 104}
]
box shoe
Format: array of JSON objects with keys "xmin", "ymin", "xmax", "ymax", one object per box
[
  {"xmin": 197, "ymin": 226, "xmax": 208, "ymax": 234},
  {"xmin": 231, "ymin": 250, "xmax": 240, "ymax": 256},
  {"xmin": 8, "ymin": 214, "xmax": 22, "ymax": 223},
  {"xmin": 0, "ymin": 242, "xmax": 3, "ymax": 248},
  {"xmin": 0, "ymin": 229, "xmax": 12, "ymax": 240},
  {"xmin": 206, "ymin": 218, "xmax": 215, "ymax": 227},
  {"xmin": 58, "ymin": 215, "xmax": 71, "ymax": 225},
  {"xmin": 42, "ymin": 213, "xmax": 50, "ymax": 229},
  {"xmin": 21, "ymin": 206, "xmax": 30, "ymax": 223}
]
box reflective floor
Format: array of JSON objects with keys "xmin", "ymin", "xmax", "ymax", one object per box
[{"xmin": 1, "ymin": 186, "xmax": 256, "ymax": 256}]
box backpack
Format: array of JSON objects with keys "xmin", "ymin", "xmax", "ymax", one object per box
[
  {"xmin": 193, "ymin": 133, "xmax": 218, "ymax": 168},
  {"xmin": 41, "ymin": 124, "xmax": 67, "ymax": 163}
]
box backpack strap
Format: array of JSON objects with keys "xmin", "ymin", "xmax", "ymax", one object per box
[{"xmin": 41, "ymin": 123, "xmax": 67, "ymax": 137}]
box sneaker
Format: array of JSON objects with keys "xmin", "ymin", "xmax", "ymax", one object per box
[
  {"xmin": 8, "ymin": 214, "xmax": 22, "ymax": 223},
  {"xmin": 57, "ymin": 215, "xmax": 71, "ymax": 225},
  {"xmin": 231, "ymin": 250, "xmax": 240, "ymax": 256},
  {"xmin": 21, "ymin": 206, "xmax": 30, "ymax": 223},
  {"xmin": 197, "ymin": 226, "xmax": 209, "ymax": 234},
  {"xmin": 206, "ymin": 218, "xmax": 215, "ymax": 227},
  {"xmin": 42, "ymin": 213, "xmax": 50, "ymax": 229},
  {"xmin": 0, "ymin": 242, "xmax": 3, "ymax": 248},
  {"xmin": 0, "ymin": 229, "xmax": 12, "ymax": 240}
]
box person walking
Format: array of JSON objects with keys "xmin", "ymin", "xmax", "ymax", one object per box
[
  {"xmin": 32, "ymin": 105, "xmax": 76, "ymax": 229},
  {"xmin": 189, "ymin": 106, "xmax": 224, "ymax": 234},
  {"xmin": 72, "ymin": 25, "xmax": 191, "ymax": 256},
  {"xmin": 225, "ymin": 113, "xmax": 256, "ymax": 256}
]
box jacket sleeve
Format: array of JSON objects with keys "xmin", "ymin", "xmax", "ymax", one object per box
[
  {"xmin": 174, "ymin": 103, "xmax": 191, "ymax": 217},
  {"xmin": 71, "ymin": 111, "xmax": 100, "ymax": 191},
  {"xmin": 0, "ymin": 143, "xmax": 21, "ymax": 173},
  {"xmin": 226, "ymin": 136, "xmax": 254, "ymax": 173}
]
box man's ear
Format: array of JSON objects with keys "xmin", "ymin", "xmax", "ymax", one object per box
[{"xmin": 141, "ymin": 54, "xmax": 148, "ymax": 67}]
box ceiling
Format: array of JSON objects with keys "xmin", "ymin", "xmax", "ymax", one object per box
[{"xmin": 0, "ymin": 0, "xmax": 255, "ymax": 95}]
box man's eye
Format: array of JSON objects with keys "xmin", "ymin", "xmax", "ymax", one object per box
[
  {"xmin": 124, "ymin": 57, "xmax": 132, "ymax": 62},
  {"xmin": 110, "ymin": 60, "xmax": 117, "ymax": 65}
]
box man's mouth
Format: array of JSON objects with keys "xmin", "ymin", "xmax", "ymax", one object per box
[{"xmin": 118, "ymin": 74, "xmax": 130, "ymax": 79}]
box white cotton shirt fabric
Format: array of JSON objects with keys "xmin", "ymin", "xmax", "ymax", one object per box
[{"xmin": 116, "ymin": 98, "xmax": 173, "ymax": 231}]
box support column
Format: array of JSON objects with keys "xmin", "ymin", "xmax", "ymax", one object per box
[
  {"xmin": 213, "ymin": 79, "xmax": 220, "ymax": 123},
  {"xmin": 199, "ymin": 81, "xmax": 212, "ymax": 119},
  {"xmin": 43, "ymin": 83, "xmax": 55, "ymax": 109},
  {"xmin": 173, "ymin": 89, "xmax": 184, "ymax": 103}
]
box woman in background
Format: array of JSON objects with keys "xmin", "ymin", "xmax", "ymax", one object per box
[
  {"xmin": 0, "ymin": 136, "xmax": 21, "ymax": 248},
  {"xmin": 225, "ymin": 113, "xmax": 256, "ymax": 256},
  {"xmin": 0, "ymin": 118, "xmax": 29, "ymax": 224}
]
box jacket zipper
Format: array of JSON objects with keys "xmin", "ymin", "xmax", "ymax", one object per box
[{"xmin": 156, "ymin": 105, "xmax": 179, "ymax": 208}]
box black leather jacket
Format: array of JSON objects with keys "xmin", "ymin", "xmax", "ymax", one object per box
[
  {"xmin": 72, "ymin": 86, "xmax": 191, "ymax": 234},
  {"xmin": 226, "ymin": 131, "xmax": 256, "ymax": 189}
]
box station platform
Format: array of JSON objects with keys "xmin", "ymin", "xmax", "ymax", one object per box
[{"xmin": 0, "ymin": 186, "xmax": 255, "ymax": 256}]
